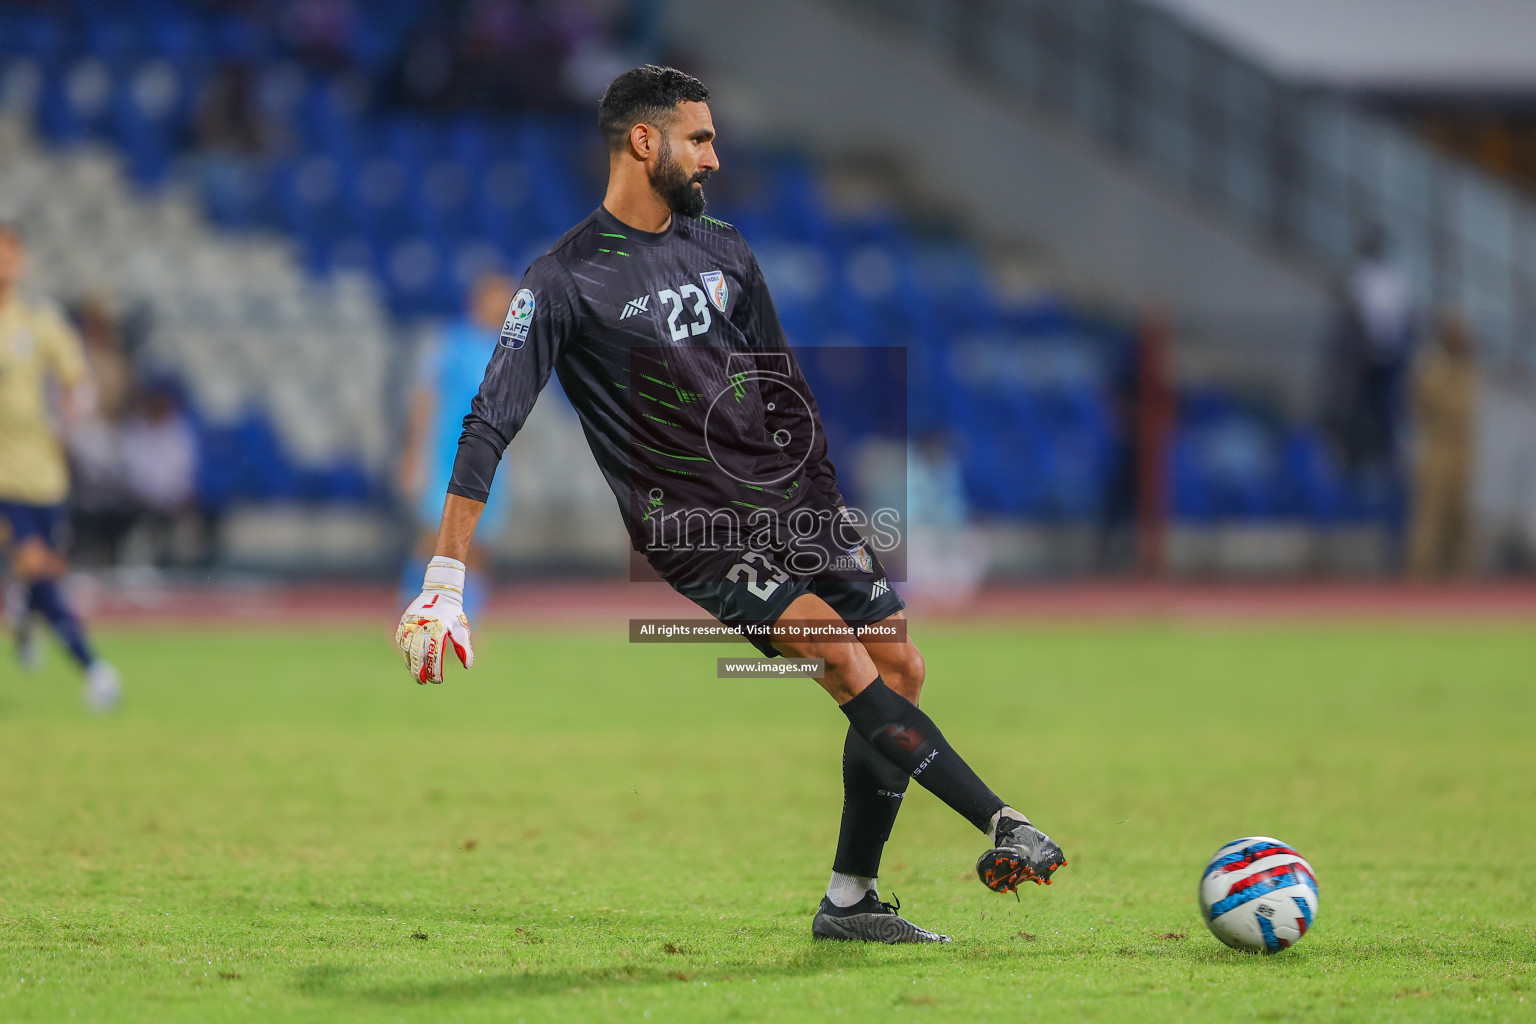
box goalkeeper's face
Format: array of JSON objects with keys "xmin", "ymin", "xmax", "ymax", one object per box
[{"xmin": 649, "ymin": 101, "xmax": 718, "ymax": 219}]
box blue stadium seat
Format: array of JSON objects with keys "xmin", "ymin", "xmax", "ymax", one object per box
[
  {"xmin": 146, "ymin": 10, "xmax": 207, "ymax": 59},
  {"xmin": 956, "ymin": 389, "xmax": 1049, "ymax": 515},
  {"xmin": 1038, "ymin": 385, "xmax": 1114, "ymax": 519},
  {"xmin": 1284, "ymin": 426, "xmax": 1345, "ymax": 521},
  {"xmin": 1174, "ymin": 400, "xmax": 1285, "ymax": 521},
  {"xmin": 81, "ymin": 17, "xmax": 139, "ymax": 68},
  {"xmin": 297, "ymin": 74, "xmax": 367, "ymax": 159},
  {"xmin": 271, "ymin": 153, "xmax": 347, "ymax": 239},
  {"xmin": 36, "ymin": 58, "xmax": 114, "ymax": 143},
  {"xmin": 384, "ymin": 236, "xmax": 457, "ymax": 316},
  {"xmin": 5, "ymin": 13, "xmax": 68, "ymax": 62},
  {"xmin": 1, "ymin": 1, "xmax": 1356, "ymax": 526},
  {"xmin": 408, "ymin": 159, "xmax": 473, "ymax": 238},
  {"xmin": 209, "ymin": 12, "xmax": 270, "ymax": 60},
  {"xmin": 522, "ymin": 152, "xmax": 586, "ymax": 239},
  {"xmin": 1172, "ymin": 432, "xmax": 1212, "ymax": 522},
  {"xmin": 194, "ymin": 153, "xmax": 267, "ymax": 228},
  {"xmin": 110, "ymin": 59, "xmax": 191, "ymax": 185},
  {"xmin": 343, "ymin": 155, "xmax": 412, "ymax": 242}
]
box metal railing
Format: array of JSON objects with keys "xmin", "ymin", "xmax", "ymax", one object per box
[{"xmin": 834, "ymin": 0, "xmax": 1536, "ymax": 377}]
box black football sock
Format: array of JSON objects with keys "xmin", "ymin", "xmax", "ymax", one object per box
[
  {"xmin": 28, "ymin": 579, "xmax": 95, "ymax": 669},
  {"xmin": 839, "ymin": 677, "xmax": 1005, "ymax": 833},
  {"xmin": 832, "ymin": 725, "xmax": 911, "ymax": 878}
]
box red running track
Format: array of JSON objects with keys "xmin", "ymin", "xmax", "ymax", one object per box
[{"xmin": 76, "ymin": 579, "xmax": 1536, "ymax": 627}]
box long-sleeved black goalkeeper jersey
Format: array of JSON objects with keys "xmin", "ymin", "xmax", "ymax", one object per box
[{"xmin": 449, "ymin": 206, "xmax": 844, "ymax": 581}]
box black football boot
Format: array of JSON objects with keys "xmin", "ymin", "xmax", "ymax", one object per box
[
  {"xmin": 976, "ymin": 814, "xmax": 1067, "ymax": 894},
  {"xmin": 811, "ymin": 891, "xmax": 950, "ymax": 944}
]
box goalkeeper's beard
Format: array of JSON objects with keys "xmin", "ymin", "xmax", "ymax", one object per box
[{"xmin": 651, "ymin": 141, "xmax": 710, "ymax": 219}]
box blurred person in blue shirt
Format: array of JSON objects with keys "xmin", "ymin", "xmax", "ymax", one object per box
[
  {"xmin": 397, "ymin": 273, "xmax": 517, "ymax": 614},
  {"xmin": 906, "ymin": 431, "xmax": 985, "ymax": 608}
]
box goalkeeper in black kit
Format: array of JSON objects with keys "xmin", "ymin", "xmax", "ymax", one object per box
[{"xmin": 393, "ymin": 66, "xmax": 1066, "ymax": 943}]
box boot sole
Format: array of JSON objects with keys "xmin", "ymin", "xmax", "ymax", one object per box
[{"xmin": 976, "ymin": 847, "xmax": 1067, "ymax": 893}]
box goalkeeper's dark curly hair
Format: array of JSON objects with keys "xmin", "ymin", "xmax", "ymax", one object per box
[{"xmin": 598, "ymin": 65, "xmax": 710, "ymax": 153}]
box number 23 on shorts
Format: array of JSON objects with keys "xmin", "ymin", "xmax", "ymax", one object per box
[{"xmin": 726, "ymin": 551, "xmax": 789, "ymax": 600}]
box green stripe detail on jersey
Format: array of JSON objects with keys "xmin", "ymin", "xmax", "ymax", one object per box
[
  {"xmin": 631, "ymin": 442, "xmax": 711, "ymax": 462},
  {"xmin": 639, "ymin": 374, "xmax": 700, "ymax": 405},
  {"xmin": 637, "ymin": 391, "xmax": 681, "ymax": 410},
  {"xmin": 642, "ymin": 412, "xmax": 684, "ymax": 429},
  {"xmin": 736, "ymin": 481, "xmax": 798, "ymax": 501},
  {"xmin": 599, "ymin": 232, "xmax": 627, "ymax": 238}
]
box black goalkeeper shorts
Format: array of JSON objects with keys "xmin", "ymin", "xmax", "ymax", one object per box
[{"xmin": 669, "ymin": 546, "xmax": 906, "ymax": 658}]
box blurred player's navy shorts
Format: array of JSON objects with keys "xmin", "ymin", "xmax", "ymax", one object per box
[{"xmin": 0, "ymin": 501, "xmax": 67, "ymax": 549}]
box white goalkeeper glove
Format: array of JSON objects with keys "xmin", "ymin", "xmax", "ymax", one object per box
[{"xmin": 395, "ymin": 556, "xmax": 476, "ymax": 684}]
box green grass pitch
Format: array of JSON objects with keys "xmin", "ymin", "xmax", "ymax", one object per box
[{"xmin": 2, "ymin": 620, "xmax": 1533, "ymax": 1022}]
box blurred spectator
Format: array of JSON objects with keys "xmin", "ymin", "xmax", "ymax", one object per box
[
  {"xmin": 1099, "ymin": 335, "xmax": 1139, "ymax": 572},
  {"xmin": 195, "ymin": 63, "xmax": 268, "ymax": 155},
  {"xmin": 193, "ymin": 61, "xmax": 281, "ymax": 225},
  {"xmin": 120, "ymin": 386, "xmax": 202, "ymax": 568},
  {"xmin": 562, "ymin": 19, "xmax": 640, "ymax": 107},
  {"xmin": 66, "ymin": 297, "xmax": 137, "ymax": 568},
  {"xmin": 906, "ymin": 431, "xmax": 985, "ymax": 608},
  {"xmin": 397, "ymin": 271, "xmax": 517, "ymax": 612},
  {"xmin": 1323, "ymin": 226, "xmax": 1417, "ymax": 555},
  {"xmin": 279, "ymin": 0, "xmax": 358, "ymax": 73},
  {"xmin": 385, "ymin": 0, "xmax": 633, "ymax": 114},
  {"xmin": 1408, "ymin": 311, "xmax": 1478, "ymax": 578},
  {"xmin": 387, "ymin": 13, "xmax": 460, "ymax": 112},
  {"xmin": 1327, "ymin": 227, "xmax": 1415, "ymax": 469},
  {"xmin": 1100, "ymin": 320, "xmax": 1174, "ymax": 574},
  {"xmin": 459, "ymin": 0, "xmax": 530, "ymax": 110},
  {"xmin": 77, "ymin": 297, "xmax": 135, "ymax": 420}
]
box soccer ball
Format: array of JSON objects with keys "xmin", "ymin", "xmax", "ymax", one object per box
[{"xmin": 1198, "ymin": 836, "xmax": 1318, "ymax": 953}]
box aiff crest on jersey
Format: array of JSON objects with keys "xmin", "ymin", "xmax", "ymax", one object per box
[{"xmin": 700, "ymin": 270, "xmax": 728, "ymax": 312}]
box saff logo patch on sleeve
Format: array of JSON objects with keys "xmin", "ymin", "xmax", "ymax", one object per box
[
  {"xmin": 700, "ymin": 270, "xmax": 728, "ymax": 312},
  {"xmin": 500, "ymin": 288, "xmax": 536, "ymax": 349}
]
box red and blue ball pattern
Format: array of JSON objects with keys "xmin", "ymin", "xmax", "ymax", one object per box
[{"xmin": 1198, "ymin": 837, "xmax": 1318, "ymax": 953}]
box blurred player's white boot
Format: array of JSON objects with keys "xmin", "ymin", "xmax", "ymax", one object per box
[
  {"xmin": 83, "ymin": 661, "xmax": 121, "ymax": 713},
  {"xmin": 16, "ymin": 621, "xmax": 41, "ymax": 671},
  {"xmin": 5, "ymin": 582, "xmax": 41, "ymax": 671}
]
